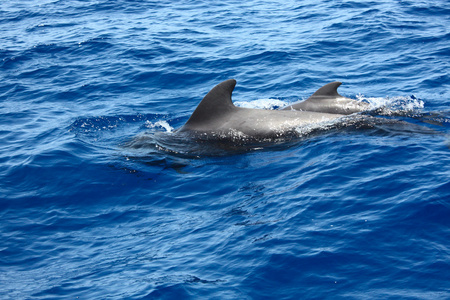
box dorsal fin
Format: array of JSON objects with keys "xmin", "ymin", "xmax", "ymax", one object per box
[
  {"xmin": 310, "ymin": 81, "xmax": 343, "ymax": 98},
  {"xmin": 184, "ymin": 79, "xmax": 237, "ymax": 127},
  {"xmin": 281, "ymin": 81, "xmax": 368, "ymax": 114}
]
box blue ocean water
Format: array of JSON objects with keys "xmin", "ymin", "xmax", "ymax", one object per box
[{"xmin": 1, "ymin": 0, "xmax": 450, "ymax": 298}]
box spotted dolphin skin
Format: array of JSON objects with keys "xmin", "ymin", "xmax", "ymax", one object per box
[{"xmin": 178, "ymin": 79, "xmax": 369, "ymax": 139}]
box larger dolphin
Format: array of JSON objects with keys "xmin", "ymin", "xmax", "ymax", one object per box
[{"xmin": 178, "ymin": 79, "xmax": 369, "ymax": 139}]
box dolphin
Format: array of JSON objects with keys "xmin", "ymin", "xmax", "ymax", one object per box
[
  {"xmin": 178, "ymin": 79, "xmax": 369, "ymax": 139},
  {"xmin": 281, "ymin": 81, "xmax": 370, "ymax": 114}
]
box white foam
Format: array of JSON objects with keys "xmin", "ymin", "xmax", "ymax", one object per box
[
  {"xmin": 356, "ymin": 94, "xmax": 424, "ymax": 113},
  {"xmin": 144, "ymin": 120, "xmax": 174, "ymax": 132},
  {"xmin": 234, "ymin": 98, "xmax": 288, "ymax": 110}
]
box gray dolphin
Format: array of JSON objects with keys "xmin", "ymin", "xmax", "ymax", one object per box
[
  {"xmin": 281, "ymin": 81, "xmax": 370, "ymax": 114},
  {"xmin": 178, "ymin": 79, "xmax": 369, "ymax": 139}
]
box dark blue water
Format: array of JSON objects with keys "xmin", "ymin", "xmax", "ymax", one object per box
[{"xmin": 1, "ymin": 1, "xmax": 450, "ymax": 299}]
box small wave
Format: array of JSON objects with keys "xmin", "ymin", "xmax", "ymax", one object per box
[
  {"xmin": 69, "ymin": 114, "xmax": 168, "ymax": 134},
  {"xmin": 25, "ymin": 22, "xmax": 76, "ymax": 32},
  {"xmin": 70, "ymin": 115, "xmax": 136, "ymax": 134},
  {"xmin": 356, "ymin": 94, "xmax": 424, "ymax": 115},
  {"xmin": 144, "ymin": 120, "xmax": 174, "ymax": 133},
  {"xmin": 69, "ymin": 114, "xmax": 175, "ymax": 153}
]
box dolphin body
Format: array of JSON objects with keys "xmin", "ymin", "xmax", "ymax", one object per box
[
  {"xmin": 178, "ymin": 79, "xmax": 369, "ymax": 139},
  {"xmin": 282, "ymin": 81, "xmax": 370, "ymax": 114}
]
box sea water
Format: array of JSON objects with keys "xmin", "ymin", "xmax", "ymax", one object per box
[{"xmin": 1, "ymin": 1, "xmax": 449, "ymax": 299}]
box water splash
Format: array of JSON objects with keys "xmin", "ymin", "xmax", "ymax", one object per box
[
  {"xmin": 235, "ymin": 98, "xmax": 288, "ymax": 110},
  {"xmin": 356, "ymin": 94, "xmax": 425, "ymax": 115},
  {"xmin": 144, "ymin": 120, "xmax": 174, "ymax": 133}
]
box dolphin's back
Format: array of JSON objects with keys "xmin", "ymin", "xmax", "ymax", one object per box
[
  {"xmin": 178, "ymin": 79, "xmax": 371, "ymax": 138},
  {"xmin": 282, "ymin": 81, "xmax": 369, "ymax": 114}
]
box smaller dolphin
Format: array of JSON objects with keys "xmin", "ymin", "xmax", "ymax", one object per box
[
  {"xmin": 282, "ymin": 81, "xmax": 370, "ymax": 114},
  {"xmin": 178, "ymin": 79, "xmax": 369, "ymax": 139}
]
